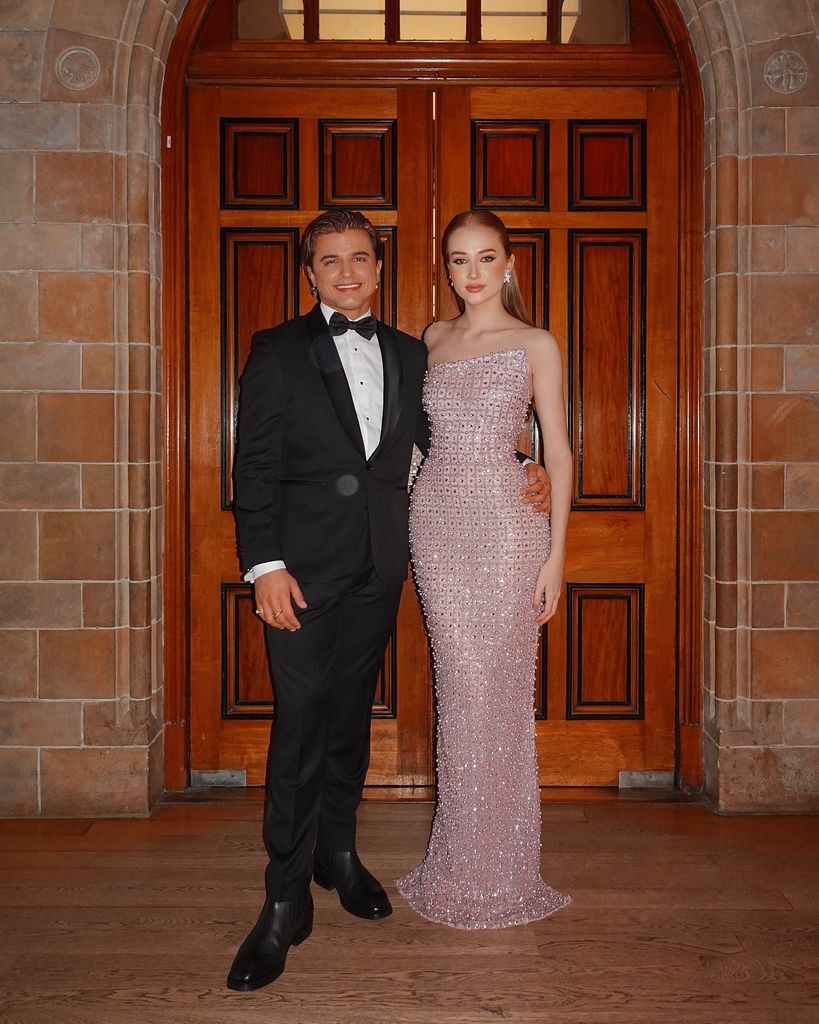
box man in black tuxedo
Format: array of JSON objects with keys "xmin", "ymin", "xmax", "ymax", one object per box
[{"xmin": 228, "ymin": 210, "xmax": 550, "ymax": 991}]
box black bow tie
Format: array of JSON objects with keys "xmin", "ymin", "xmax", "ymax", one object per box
[{"xmin": 328, "ymin": 311, "xmax": 377, "ymax": 340}]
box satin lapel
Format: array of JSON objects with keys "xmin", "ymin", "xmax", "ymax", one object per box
[
  {"xmin": 306, "ymin": 304, "xmax": 366, "ymax": 458},
  {"xmin": 370, "ymin": 321, "xmax": 403, "ymax": 463}
]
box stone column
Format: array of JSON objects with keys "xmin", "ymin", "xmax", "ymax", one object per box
[{"xmin": 0, "ymin": 0, "xmax": 188, "ymax": 816}]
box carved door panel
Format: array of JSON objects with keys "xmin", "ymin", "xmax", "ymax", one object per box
[
  {"xmin": 187, "ymin": 84, "xmax": 434, "ymax": 786},
  {"xmin": 436, "ymin": 85, "xmax": 679, "ymax": 784}
]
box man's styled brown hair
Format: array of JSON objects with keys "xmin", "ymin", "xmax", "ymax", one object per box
[{"xmin": 300, "ymin": 209, "xmax": 383, "ymax": 269}]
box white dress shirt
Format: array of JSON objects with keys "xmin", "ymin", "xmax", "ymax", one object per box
[{"xmin": 245, "ymin": 303, "xmax": 384, "ymax": 583}]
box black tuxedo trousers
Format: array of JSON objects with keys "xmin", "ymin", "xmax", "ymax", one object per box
[
  {"xmin": 233, "ymin": 306, "xmax": 428, "ymax": 899},
  {"xmin": 263, "ymin": 563, "xmax": 402, "ymax": 899}
]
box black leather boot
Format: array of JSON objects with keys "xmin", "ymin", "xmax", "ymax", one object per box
[
  {"xmin": 226, "ymin": 891, "xmax": 313, "ymax": 991},
  {"xmin": 313, "ymin": 849, "xmax": 392, "ymax": 920}
]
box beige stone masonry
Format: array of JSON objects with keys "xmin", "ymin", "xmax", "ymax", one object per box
[{"xmin": 0, "ymin": 0, "xmax": 183, "ymax": 816}]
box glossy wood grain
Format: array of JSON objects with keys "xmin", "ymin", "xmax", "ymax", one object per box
[
  {"xmin": 188, "ymin": 78, "xmax": 678, "ymax": 788},
  {"xmin": 570, "ymin": 229, "xmax": 644, "ymax": 506},
  {"xmin": 221, "ymin": 226, "xmax": 299, "ymax": 508},
  {"xmin": 472, "ymin": 121, "xmax": 549, "ymax": 209},
  {"xmin": 187, "ymin": 84, "xmax": 434, "ymax": 787},
  {"xmin": 0, "ymin": 799, "xmax": 816, "ymax": 1023},
  {"xmin": 436, "ymin": 83, "xmax": 677, "ymax": 785},
  {"xmin": 570, "ymin": 120, "xmax": 645, "ymax": 210},
  {"xmin": 223, "ymin": 585, "xmax": 271, "ymax": 713},
  {"xmin": 222, "ymin": 119, "xmax": 299, "ymax": 207},
  {"xmin": 568, "ymin": 584, "xmax": 643, "ymax": 717},
  {"xmin": 319, "ymin": 119, "xmax": 397, "ymax": 208},
  {"xmin": 508, "ymin": 229, "xmax": 550, "ymax": 328}
]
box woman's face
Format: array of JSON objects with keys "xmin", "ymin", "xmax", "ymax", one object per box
[{"xmin": 445, "ymin": 224, "xmax": 513, "ymax": 308}]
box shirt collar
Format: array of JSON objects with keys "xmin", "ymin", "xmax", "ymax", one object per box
[{"xmin": 319, "ymin": 301, "xmax": 374, "ymax": 326}]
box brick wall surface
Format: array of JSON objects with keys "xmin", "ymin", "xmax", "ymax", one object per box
[{"xmin": 0, "ymin": 0, "xmax": 816, "ymax": 815}]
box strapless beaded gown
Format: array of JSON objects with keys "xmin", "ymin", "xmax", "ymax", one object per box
[{"xmin": 396, "ymin": 348, "xmax": 571, "ymax": 929}]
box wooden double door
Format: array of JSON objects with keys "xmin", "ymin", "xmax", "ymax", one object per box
[{"xmin": 187, "ymin": 80, "xmax": 679, "ymax": 789}]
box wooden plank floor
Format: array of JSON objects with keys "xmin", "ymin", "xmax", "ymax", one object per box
[{"xmin": 0, "ymin": 796, "xmax": 817, "ymax": 1024}]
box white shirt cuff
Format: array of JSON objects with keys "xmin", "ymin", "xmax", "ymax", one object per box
[
  {"xmin": 244, "ymin": 560, "xmax": 286, "ymax": 583},
  {"xmin": 522, "ymin": 456, "xmax": 535, "ymax": 466}
]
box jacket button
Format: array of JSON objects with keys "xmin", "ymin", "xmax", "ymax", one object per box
[{"xmin": 336, "ymin": 475, "xmax": 359, "ymax": 496}]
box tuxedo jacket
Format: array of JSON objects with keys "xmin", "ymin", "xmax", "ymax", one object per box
[{"xmin": 233, "ymin": 304, "xmax": 429, "ymax": 585}]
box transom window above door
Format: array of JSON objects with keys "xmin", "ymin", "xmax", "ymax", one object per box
[{"xmin": 236, "ymin": 0, "xmax": 631, "ymax": 44}]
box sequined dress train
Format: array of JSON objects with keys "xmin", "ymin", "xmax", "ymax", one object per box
[{"xmin": 395, "ymin": 348, "xmax": 571, "ymax": 929}]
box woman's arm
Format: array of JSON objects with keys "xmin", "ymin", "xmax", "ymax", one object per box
[{"xmin": 528, "ymin": 331, "xmax": 573, "ymax": 624}]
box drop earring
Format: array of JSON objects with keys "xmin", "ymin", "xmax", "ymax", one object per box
[{"xmin": 503, "ymin": 268, "xmax": 512, "ymax": 284}]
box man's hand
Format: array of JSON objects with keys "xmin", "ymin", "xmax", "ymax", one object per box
[
  {"xmin": 253, "ymin": 568, "xmax": 307, "ymax": 631},
  {"xmin": 521, "ymin": 462, "xmax": 551, "ymax": 515}
]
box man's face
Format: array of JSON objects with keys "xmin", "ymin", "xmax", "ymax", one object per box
[{"xmin": 305, "ymin": 229, "xmax": 382, "ymax": 320}]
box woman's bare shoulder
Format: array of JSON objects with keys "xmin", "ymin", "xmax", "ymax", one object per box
[
  {"xmin": 519, "ymin": 327, "xmax": 561, "ymax": 367},
  {"xmin": 520, "ymin": 326, "xmax": 559, "ymax": 348},
  {"xmin": 422, "ymin": 317, "xmax": 459, "ymax": 350}
]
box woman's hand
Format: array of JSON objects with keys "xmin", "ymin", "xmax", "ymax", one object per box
[{"xmin": 532, "ymin": 557, "xmax": 564, "ymax": 626}]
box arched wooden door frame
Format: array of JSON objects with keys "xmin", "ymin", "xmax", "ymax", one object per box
[{"xmin": 161, "ymin": 0, "xmax": 703, "ymax": 792}]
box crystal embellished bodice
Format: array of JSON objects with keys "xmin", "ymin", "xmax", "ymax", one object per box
[{"xmin": 423, "ymin": 348, "xmax": 531, "ymax": 463}]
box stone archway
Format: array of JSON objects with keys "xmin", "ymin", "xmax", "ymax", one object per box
[
  {"xmin": 0, "ymin": 0, "xmax": 816, "ymax": 816},
  {"xmin": 153, "ymin": 0, "xmax": 819, "ymax": 813}
]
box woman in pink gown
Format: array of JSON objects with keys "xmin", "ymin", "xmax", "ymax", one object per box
[{"xmin": 396, "ymin": 211, "xmax": 573, "ymax": 929}]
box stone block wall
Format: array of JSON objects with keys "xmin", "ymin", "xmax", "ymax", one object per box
[
  {"xmin": 0, "ymin": 0, "xmax": 816, "ymax": 815},
  {"xmin": 682, "ymin": 0, "xmax": 819, "ymax": 811},
  {"xmin": 0, "ymin": 0, "xmax": 186, "ymax": 815}
]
